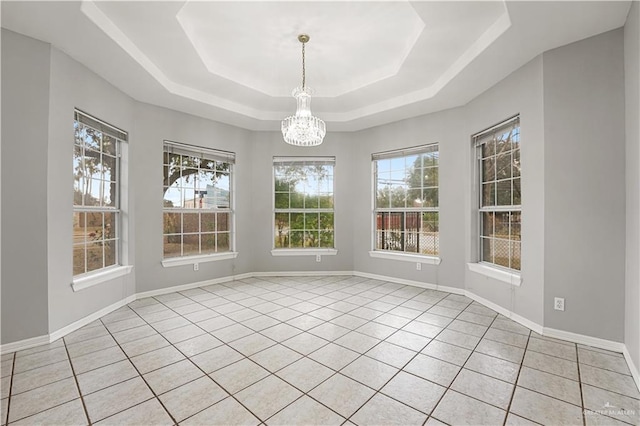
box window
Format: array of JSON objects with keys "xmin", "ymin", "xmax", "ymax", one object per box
[
  {"xmin": 73, "ymin": 110, "xmax": 126, "ymax": 276},
  {"xmin": 474, "ymin": 116, "xmax": 521, "ymax": 271},
  {"xmin": 373, "ymin": 144, "xmax": 439, "ymax": 256},
  {"xmin": 273, "ymin": 157, "xmax": 335, "ymax": 249},
  {"xmin": 163, "ymin": 141, "xmax": 235, "ymax": 258}
]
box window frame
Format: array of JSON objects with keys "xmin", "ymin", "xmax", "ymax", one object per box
[
  {"xmin": 473, "ymin": 115, "xmax": 522, "ymax": 276},
  {"xmin": 161, "ymin": 141, "xmax": 237, "ymax": 267},
  {"xmin": 72, "ymin": 110, "xmax": 128, "ymax": 283},
  {"xmin": 370, "ymin": 143, "xmax": 440, "ymax": 263},
  {"xmin": 271, "ymin": 156, "xmax": 337, "ymax": 257}
]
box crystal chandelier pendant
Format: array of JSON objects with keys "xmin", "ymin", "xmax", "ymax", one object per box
[
  {"xmin": 282, "ymin": 86, "xmax": 326, "ymax": 147},
  {"xmin": 281, "ymin": 34, "xmax": 326, "ymax": 147}
]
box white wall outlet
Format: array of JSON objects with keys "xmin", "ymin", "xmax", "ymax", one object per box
[
  {"xmin": 416, "ymin": 262, "xmax": 422, "ymax": 271},
  {"xmin": 554, "ymin": 297, "xmax": 565, "ymax": 311},
  {"xmin": 193, "ymin": 263, "xmax": 199, "ymax": 271},
  {"xmin": 316, "ymin": 255, "xmax": 321, "ymax": 262}
]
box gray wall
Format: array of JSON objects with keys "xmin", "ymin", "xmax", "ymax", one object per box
[
  {"xmin": 248, "ymin": 131, "xmax": 355, "ymax": 273},
  {"xmin": 1, "ymin": 30, "xmax": 51, "ymax": 343},
  {"xmin": 625, "ymin": 1, "xmax": 640, "ymax": 373},
  {"xmin": 543, "ymin": 29, "xmax": 626, "ymax": 341}
]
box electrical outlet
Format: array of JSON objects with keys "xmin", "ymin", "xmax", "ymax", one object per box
[
  {"xmin": 316, "ymin": 255, "xmax": 321, "ymax": 262},
  {"xmin": 193, "ymin": 263, "xmax": 199, "ymax": 271},
  {"xmin": 416, "ymin": 262, "xmax": 422, "ymax": 271},
  {"xmin": 554, "ymin": 297, "xmax": 565, "ymax": 311}
]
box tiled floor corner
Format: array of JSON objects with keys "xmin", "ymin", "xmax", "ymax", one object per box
[{"xmin": 1, "ymin": 275, "xmax": 638, "ymax": 425}]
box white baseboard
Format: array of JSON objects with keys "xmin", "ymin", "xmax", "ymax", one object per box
[
  {"xmin": 622, "ymin": 345, "xmax": 640, "ymax": 393},
  {"xmin": 352, "ymin": 271, "xmax": 466, "ymax": 296},
  {"xmin": 252, "ymin": 270, "xmax": 354, "ymax": 278},
  {"xmin": 465, "ymin": 290, "xmax": 544, "ymax": 335},
  {"xmin": 543, "ymin": 327, "xmax": 626, "ymax": 353},
  {"xmin": 0, "ymin": 334, "xmax": 50, "ymax": 355}
]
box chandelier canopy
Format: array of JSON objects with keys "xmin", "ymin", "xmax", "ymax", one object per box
[{"xmin": 281, "ymin": 34, "xmax": 326, "ymax": 147}]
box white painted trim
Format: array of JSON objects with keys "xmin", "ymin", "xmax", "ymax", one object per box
[
  {"xmin": 49, "ymin": 295, "xmax": 137, "ymax": 343},
  {"xmin": 465, "ymin": 290, "xmax": 544, "ymax": 335},
  {"xmin": 270, "ymin": 249, "xmax": 338, "ymax": 257},
  {"xmin": 622, "ymin": 345, "xmax": 640, "ymax": 393},
  {"xmin": 368, "ymin": 251, "xmax": 441, "ymax": 265},
  {"xmin": 253, "ymin": 270, "xmax": 353, "ymax": 277},
  {"xmin": 71, "ymin": 265, "xmax": 133, "ymax": 292},
  {"xmin": 0, "ymin": 335, "xmax": 49, "ymax": 355},
  {"xmin": 136, "ymin": 274, "xmax": 249, "ymax": 299},
  {"xmin": 543, "ymin": 327, "xmax": 626, "ymax": 353},
  {"xmin": 352, "ymin": 271, "xmax": 464, "ymax": 295},
  {"xmin": 161, "ymin": 252, "xmax": 238, "ymax": 268},
  {"xmin": 467, "ymin": 262, "xmax": 522, "ymax": 286}
]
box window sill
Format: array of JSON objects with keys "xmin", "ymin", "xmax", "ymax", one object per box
[
  {"xmin": 162, "ymin": 252, "xmax": 239, "ymax": 268},
  {"xmin": 368, "ymin": 251, "xmax": 441, "ymax": 265},
  {"xmin": 467, "ymin": 263, "xmax": 522, "ymax": 286},
  {"xmin": 72, "ymin": 265, "xmax": 134, "ymax": 292},
  {"xmin": 271, "ymin": 249, "xmax": 338, "ymax": 257}
]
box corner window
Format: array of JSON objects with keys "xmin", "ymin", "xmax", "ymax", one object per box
[
  {"xmin": 163, "ymin": 141, "xmax": 235, "ymax": 258},
  {"xmin": 273, "ymin": 157, "xmax": 335, "ymax": 249},
  {"xmin": 73, "ymin": 110, "xmax": 126, "ymax": 276},
  {"xmin": 474, "ymin": 116, "xmax": 521, "ymax": 271},
  {"xmin": 373, "ymin": 144, "xmax": 439, "ymax": 256}
]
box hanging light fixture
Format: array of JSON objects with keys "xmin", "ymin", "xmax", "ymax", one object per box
[{"xmin": 281, "ymin": 34, "xmax": 326, "ymax": 147}]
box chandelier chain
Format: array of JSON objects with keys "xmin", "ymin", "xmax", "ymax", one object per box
[{"xmin": 301, "ymin": 41, "xmax": 306, "ymax": 89}]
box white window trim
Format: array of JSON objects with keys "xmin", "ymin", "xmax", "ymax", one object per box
[
  {"xmin": 72, "ymin": 265, "xmax": 133, "ymax": 292},
  {"xmin": 467, "ymin": 262, "xmax": 522, "ymax": 286},
  {"xmin": 271, "ymin": 248, "xmax": 338, "ymax": 257},
  {"xmin": 162, "ymin": 252, "xmax": 239, "ymax": 268},
  {"xmin": 368, "ymin": 250, "xmax": 441, "ymax": 265}
]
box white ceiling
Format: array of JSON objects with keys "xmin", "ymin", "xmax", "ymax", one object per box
[{"xmin": 1, "ymin": 1, "xmax": 632, "ymax": 132}]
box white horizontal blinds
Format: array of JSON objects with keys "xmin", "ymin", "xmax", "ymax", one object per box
[
  {"xmin": 164, "ymin": 141, "xmax": 236, "ymax": 164},
  {"xmin": 273, "ymin": 156, "xmax": 335, "ymax": 166},
  {"xmin": 473, "ymin": 115, "xmax": 520, "ymax": 147},
  {"xmin": 372, "ymin": 143, "xmax": 437, "ymax": 161},
  {"xmin": 74, "ymin": 109, "xmax": 127, "ymax": 142}
]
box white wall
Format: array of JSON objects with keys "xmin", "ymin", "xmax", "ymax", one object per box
[
  {"xmin": 624, "ymin": 0, "xmax": 640, "ymax": 375},
  {"xmin": 543, "ymin": 29, "xmax": 626, "ymax": 341},
  {"xmin": 1, "ymin": 30, "xmax": 51, "ymax": 343}
]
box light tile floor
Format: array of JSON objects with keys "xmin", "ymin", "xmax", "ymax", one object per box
[{"xmin": 1, "ymin": 276, "xmax": 639, "ymax": 425}]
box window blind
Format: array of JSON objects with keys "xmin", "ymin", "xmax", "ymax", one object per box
[
  {"xmin": 473, "ymin": 115, "xmax": 520, "ymax": 147},
  {"xmin": 74, "ymin": 109, "xmax": 128, "ymax": 141},
  {"xmin": 164, "ymin": 140, "xmax": 236, "ymax": 164},
  {"xmin": 273, "ymin": 156, "xmax": 335, "ymax": 166},
  {"xmin": 371, "ymin": 143, "xmax": 438, "ymax": 161}
]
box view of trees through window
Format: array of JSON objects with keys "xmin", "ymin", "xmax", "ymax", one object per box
[
  {"xmin": 274, "ymin": 159, "xmax": 335, "ymax": 249},
  {"xmin": 477, "ymin": 117, "xmax": 521, "ymax": 271},
  {"xmin": 73, "ymin": 112, "xmax": 122, "ymax": 276},
  {"xmin": 374, "ymin": 145, "xmax": 439, "ymax": 256},
  {"xmin": 163, "ymin": 143, "xmax": 234, "ymax": 258}
]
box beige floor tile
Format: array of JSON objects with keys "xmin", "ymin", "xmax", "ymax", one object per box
[
  {"xmin": 13, "ymin": 347, "xmax": 68, "ymax": 374},
  {"xmin": 268, "ymin": 307, "xmax": 303, "ymax": 322},
  {"xmin": 308, "ymin": 374, "xmax": 375, "ymax": 418},
  {"xmin": 475, "ymin": 338, "xmax": 525, "ymax": 364},
  {"xmin": 308, "ymin": 343, "xmax": 360, "ymax": 371},
  {"xmin": 70, "ymin": 346, "xmax": 127, "ymax": 375},
  {"xmin": 446, "ymin": 319, "xmax": 489, "ymax": 337},
  {"xmin": 151, "ymin": 316, "xmax": 191, "ymax": 333},
  {"xmin": 432, "ymin": 390, "xmax": 506, "ymax": 426},
  {"xmin": 421, "ymin": 339, "xmax": 472, "ymax": 366},
  {"xmin": 464, "ymin": 304, "xmax": 498, "ymax": 318},
  {"xmin": 504, "ymin": 413, "xmax": 541, "ymax": 425},
  {"xmin": 373, "ymin": 313, "xmax": 412, "ymax": 328},
  {"xmin": 174, "ymin": 333, "xmax": 223, "ymax": 357},
  {"xmin": 194, "ymin": 315, "xmax": 235, "ymax": 333},
  {"xmin": 402, "ymin": 321, "xmax": 443, "ymax": 339},
  {"xmin": 276, "ymin": 358, "xmax": 333, "ymax": 392},
  {"xmin": 250, "ymin": 344, "xmax": 302, "ymax": 373},
  {"xmin": 517, "ymin": 366, "xmax": 581, "ymax": 406},
  {"xmin": 582, "ymin": 383, "xmax": 640, "ymax": 425},
  {"xmin": 283, "ymin": 332, "xmax": 329, "ymax": 355},
  {"xmin": 414, "ymin": 312, "xmax": 454, "ymax": 328},
  {"xmin": 183, "ymin": 308, "xmax": 219, "ymax": 323},
  {"xmin": 329, "ymin": 314, "xmax": 368, "ymax": 330},
  {"xmin": 341, "ymin": 356, "xmax": 398, "ymax": 390},
  {"xmin": 428, "ymin": 305, "xmax": 462, "ymax": 319},
  {"xmin": 235, "ymin": 375, "xmax": 302, "ymax": 421},
  {"xmin": 159, "ymin": 376, "xmax": 227, "ymax": 422},
  {"xmin": 0, "ymin": 360, "xmax": 12, "ymax": 380},
  {"xmin": 15, "ymin": 340, "xmax": 64, "ymax": 358},
  {"xmin": 484, "ymin": 328, "xmax": 529, "ymax": 348},
  {"xmin": 308, "ymin": 323, "xmax": 351, "ymax": 341},
  {"xmin": 457, "ymin": 311, "xmax": 495, "ymax": 326},
  {"xmin": 11, "ymin": 398, "xmax": 87, "ymax": 426},
  {"xmin": 579, "ymin": 347, "xmax": 632, "ymax": 375},
  {"xmin": 267, "ymin": 395, "xmax": 344, "ymax": 425},
  {"xmin": 584, "ymin": 412, "xmax": 634, "ymax": 425},
  {"xmin": 130, "ymin": 345, "xmax": 185, "ymax": 374},
  {"xmin": 83, "ymin": 376, "xmax": 153, "ymax": 423},
  {"xmin": 120, "ymin": 334, "xmax": 169, "ymax": 358},
  {"xmin": 465, "ymin": 351, "xmax": 521, "ymax": 383},
  {"xmin": 385, "ymin": 330, "xmax": 432, "ymax": 352},
  {"xmin": 355, "ymin": 322, "xmax": 397, "ymax": 340},
  {"xmin": 403, "ymin": 354, "xmax": 461, "ymax": 387},
  {"xmin": 365, "ymin": 341, "xmax": 416, "ymax": 368},
  {"xmin": 161, "ymin": 323, "xmax": 206, "ymax": 344},
  {"xmin": 191, "ymin": 345, "xmax": 244, "ymax": 373},
  {"xmin": 527, "ymin": 337, "xmax": 577, "ymax": 361},
  {"xmin": 352, "ymin": 393, "xmax": 427, "ymax": 426},
  {"xmin": 227, "ymin": 308, "xmax": 262, "ymax": 322},
  {"xmin": 260, "ymin": 323, "xmax": 302, "ymax": 342},
  {"xmin": 181, "ymin": 396, "xmax": 260, "ymax": 425},
  {"xmin": 242, "ymin": 315, "xmax": 282, "ymax": 331},
  {"xmin": 349, "ymin": 307, "xmax": 385, "ymax": 321},
  {"xmin": 94, "ymin": 398, "xmax": 173, "ymax": 425},
  {"xmin": 104, "ymin": 317, "xmax": 146, "ymax": 333},
  {"xmin": 334, "ymin": 331, "xmax": 380, "ymax": 353},
  {"xmin": 77, "ymin": 359, "xmax": 139, "ymax": 395},
  {"xmin": 524, "ymin": 349, "xmax": 580, "ymax": 380},
  {"xmin": 229, "ymin": 333, "xmax": 276, "ymax": 357},
  {"xmin": 11, "ymin": 359, "xmax": 73, "ymax": 395},
  {"xmin": 510, "ymin": 387, "xmax": 583, "ymax": 425},
  {"xmin": 210, "ymin": 359, "xmax": 270, "ymax": 394},
  {"xmin": 111, "ymin": 324, "xmax": 157, "ymax": 345},
  {"xmin": 381, "ymin": 371, "xmax": 446, "ymax": 414},
  {"xmin": 63, "ymin": 325, "xmax": 110, "ymax": 345},
  {"xmin": 491, "ymin": 318, "xmax": 531, "ymax": 336},
  {"xmin": 211, "ymin": 324, "xmax": 255, "ymax": 343},
  {"xmin": 9, "ymin": 378, "xmax": 79, "ymax": 423},
  {"xmin": 451, "ymin": 368, "xmax": 514, "ymax": 410},
  {"xmin": 143, "ymin": 359, "xmax": 204, "ymax": 395}
]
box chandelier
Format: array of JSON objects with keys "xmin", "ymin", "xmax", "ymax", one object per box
[{"xmin": 281, "ymin": 34, "xmax": 326, "ymax": 147}]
